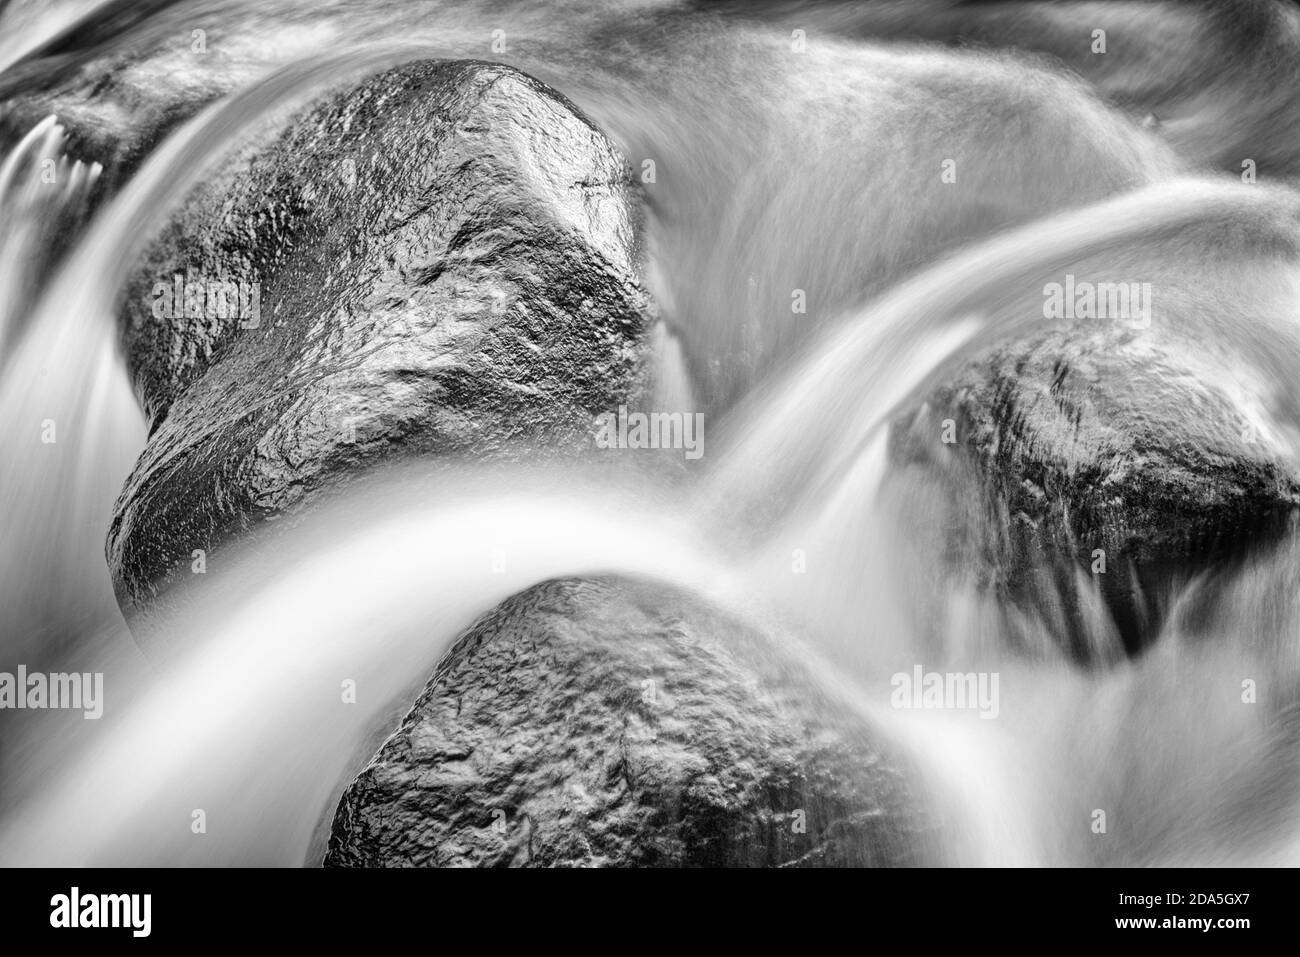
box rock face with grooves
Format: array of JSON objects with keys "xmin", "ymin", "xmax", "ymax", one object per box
[
  {"xmin": 108, "ymin": 59, "xmax": 650, "ymax": 640},
  {"xmin": 325, "ymin": 577, "xmax": 935, "ymax": 868}
]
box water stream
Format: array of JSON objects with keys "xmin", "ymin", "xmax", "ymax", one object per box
[{"xmin": 2, "ymin": 0, "xmax": 1299, "ymax": 867}]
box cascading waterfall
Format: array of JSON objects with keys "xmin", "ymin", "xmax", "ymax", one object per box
[
  {"xmin": 0, "ymin": 114, "xmax": 100, "ymax": 363},
  {"xmin": 3, "ymin": 0, "xmax": 1300, "ymax": 868}
]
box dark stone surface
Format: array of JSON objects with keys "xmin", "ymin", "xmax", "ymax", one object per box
[
  {"xmin": 107, "ymin": 59, "xmax": 651, "ymax": 639},
  {"xmin": 890, "ymin": 317, "xmax": 1300, "ymax": 661},
  {"xmin": 325, "ymin": 576, "xmax": 936, "ymax": 867}
]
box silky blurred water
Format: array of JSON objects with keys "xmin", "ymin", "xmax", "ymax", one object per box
[{"xmin": 2, "ymin": 0, "xmax": 1300, "ymax": 867}]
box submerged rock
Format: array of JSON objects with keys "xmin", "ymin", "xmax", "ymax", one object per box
[
  {"xmin": 107, "ymin": 59, "xmax": 650, "ymax": 640},
  {"xmin": 325, "ymin": 576, "xmax": 935, "ymax": 868}
]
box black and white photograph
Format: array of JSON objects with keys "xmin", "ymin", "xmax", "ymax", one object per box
[{"xmin": 0, "ymin": 0, "xmax": 1292, "ymax": 937}]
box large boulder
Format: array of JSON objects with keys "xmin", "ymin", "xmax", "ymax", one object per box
[
  {"xmin": 107, "ymin": 59, "xmax": 651, "ymax": 640},
  {"xmin": 325, "ymin": 577, "xmax": 936, "ymax": 867},
  {"xmin": 888, "ymin": 233, "xmax": 1300, "ymax": 660}
]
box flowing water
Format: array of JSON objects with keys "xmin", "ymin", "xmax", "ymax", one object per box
[{"xmin": 3, "ymin": 0, "xmax": 1300, "ymax": 867}]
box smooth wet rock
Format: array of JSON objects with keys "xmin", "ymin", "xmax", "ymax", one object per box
[
  {"xmin": 107, "ymin": 59, "xmax": 650, "ymax": 639},
  {"xmin": 325, "ymin": 576, "xmax": 935, "ymax": 868},
  {"xmin": 889, "ymin": 309, "xmax": 1300, "ymax": 661}
]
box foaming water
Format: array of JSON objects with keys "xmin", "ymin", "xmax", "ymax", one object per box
[{"xmin": 3, "ymin": 1, "xmax": 1300, "ymax": 868}]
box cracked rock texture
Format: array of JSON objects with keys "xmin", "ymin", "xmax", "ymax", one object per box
[
  {"xmin": 108, "ymin": 59, "xmax": 651, "ymax": 642},
  {"xmin": 325, "ymin": 577, "xmax": 935, "ymax": 867}
]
